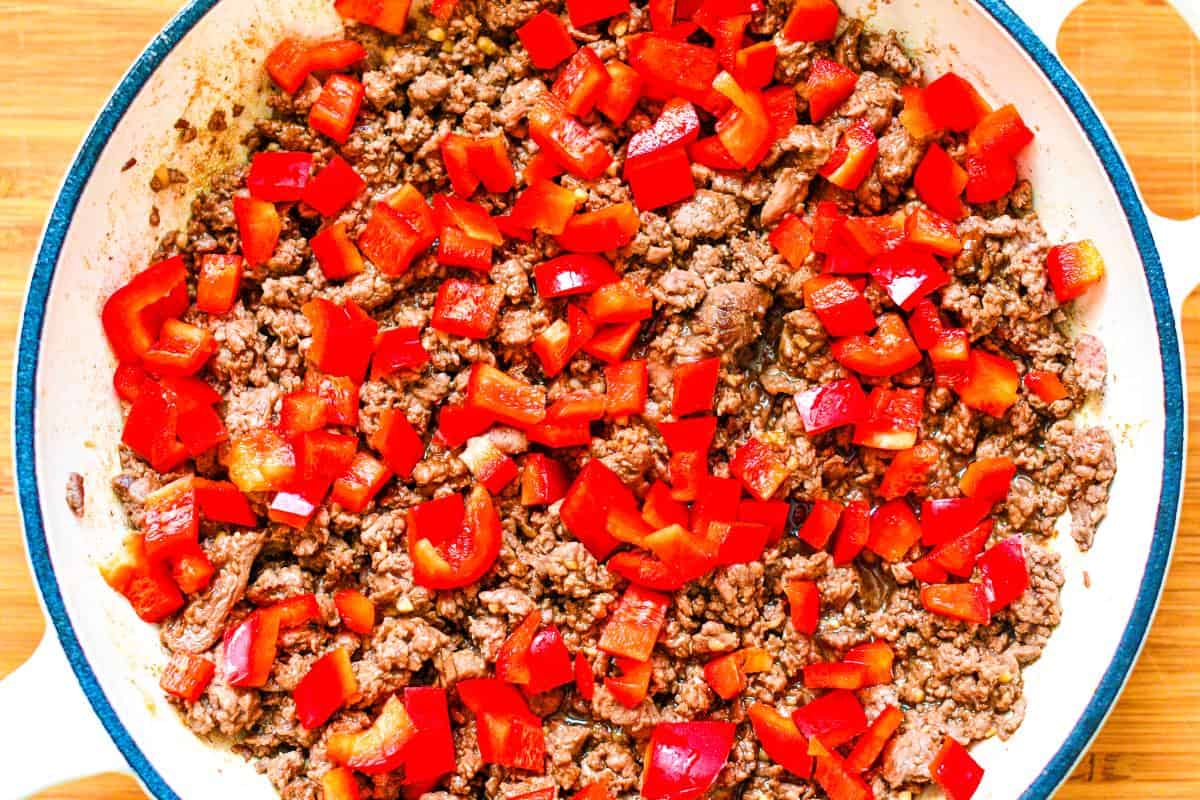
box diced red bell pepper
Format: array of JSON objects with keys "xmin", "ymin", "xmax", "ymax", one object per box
[
  {"xmin": 535, "ymin": 254, "xmax": 619, "ymax": 298},
  {"xmin": 842, "ymin": 212, "xmax": 906, "ymax": 259},
  {"xmin": 921, "ymin": 583, "xmax": 991, "ymax": 625},
  {"xmin": 193, "ymin": 478, "xmax": 256, "ymax": 526},
  {"xmin": 278, "ymin": 391, "xmax": 326, "ymax": 436},
  {"xmin": 586, "ymin": 279, "xmax": 653, "ymax": 324},
  {"xmin": 295, "ymin": 429, "xmax": 358, "ymax": 489},
  {"xmin": 844, "ymin": 705, "xmax": 902, "ymax": 777},
  {"xmin": 712, "ymin": 520, "xmax": 769, "ymax": 565},
  {"xmin": 738, "ymin": 499, "xmax": 790, "ymax": 544},
  {"xmin": 803, "ymin": 661, "xmax": 869, "ymax": 690},
  {"xmin": 782, "ymin": 0, "xmax": 839, "ymax": 41},
  {"xmin": 520, "ymin": 453, "xmax": 570, "ymax": 506},
  {"xmin": 560, "ymin": 460, "xmax": 637, "ymax": 559},
  {"xmin": 703, "ymin": 651, "xmax": 745, "ymax": 700},
  {"xmin": 641, "ymin": 722, "xmax": 736, "ymax": 800},
  {"xmin": 599, "ymin": 585, "xmax": 670, "ymax": 662},
  {"xmin": 329, "ymin": 451, "xmax": 391, "ymax": 513},
  {"xmin": 302, "ymin": 298, "xmax": 378, "ymax": 382},
  {"xmin": 820, "ymin": 119, "xmax": 878, "ymax": 191},
  {"xmin": 924, "ymin": 72, "xmax": 991, "ymax": 132},
  {"xmin": 357, "ymin": 202, "xmax": 433, "ymax": 277},
  {"xmin": 574, "ymin": 653, "xmax": 596, "ymax": 702},
  {"xmin": 960, "ymin": 456, "xmax": 1016, "ymax": 504},
  {"xmin": 102, "ymin": 255, "xmax": 190, "ymax": 363},
  {"xmin": 798, "ymin": 499, "xmax": 843, "ymax": 550},
  {"xmin": 526, "ymin": 625, "xmax": 575, "ymax": 695},
  {"xmin": 431, "ymin": 279, "xmax": 503, "ymax": 340},
  {"xmin": 689, "ymin": 474, "xmax": 742, "ymax": 538},
  {"xmin": 142, "ymin": 319, "xmax": 216, "ymax": 378},
  {"xmin": 267, "ymin": 487, "xmax": 321, "ymax": 530},
  {"xmin": 271, "ymin": 593, "xmax": 321, "ymax": 629},
  {"xmin": 920, "ymin": 495, "xmax": 990, "ymax": 546},
  {"xmin": 457, "ymin": 678, "xmax": 546, "ymax": 772},
  {"xmin": 964, "ymin": 151, "xmax": 1017, "ymax": 204},
  {"xmin": 233, "ymin": 193, "xmax": 282, "ymax": 267},
  {"xmin": 671, "ymin": 357, "xmax": 720, "ymax": 417},
  {"xmin": 631, "ymin": 98, "xmax": 704, "ymax": 162},
  {"xmin": 583, "ymin": 321, "xmax": 642, "ymax": 364},
  {"xmin": 167, "ymin": 543, "xmax": 214, "ymax": 595},
  {"xmin": 595, "ymin": 60, "xmax": 643, "ymax": 125},
  {"xmin": 399, "ymin": 686, "xmax": 458, "ymax": 784},
  {"xmin": 441, "ymin": 133, "xmax": 481, "ymax": 198},
  {"xmin": 832, "ymin": 313, "xmax": 922, "ymax": 377},
  {"xmin": 666, "ymin": 453, "xmax": 707, "ymax": 504},
  {"xmin": 658, "ymin": 414, "xmax": 718, "ymax": 453},
  {"xmin": 160, "ymin": 652, "xmax": 216, "ymax": 703},
  {"xmin": 844, "ymin": 639, "xmax": 894, "ymax": 686},
  {"xmin": 196, "ymin": 254, "xmax": 243, "ymax": 315},
  {"xmin": 557, "ymin": 203, "xmax": 641, "ymax": 253},
  {"xmin": 223, "ymin": 608, "xmax": 281, "ymax": 688},
  {"xmin": 749, "ymin": 704, "xmax": 814, "ymax": 779},
  {"xmin": 625, "ymin": 144, "xmax": 695, "ymax": 211},
  {"xmin": 321, "ymin": 768, "xmax": 361, "ymax": 800},
  {"xmin": 101, "ymin": 534, "xmax": 185, "ymax": 622},
  {"xmin": 1024, "ymin": 369, "xmax": 1069, "ymax": 404},
  {"xmin": 409, "ymin": 485, "xmax": 502, "ymax": 590},
  {"xmin": 769, "ymin": 214, "xmax": 815, "ymax": 270},
  {"xmin": 113, "ymin": 362, "xmax": 148, "ymax": 403},
  {"xmin": 333, "ymin": 0, "xmax": 412, "ymax": 34},
  {"xmin": 803, "ymin": 276, "xmax": 875, "ymax": 337},
  {"xmin": 436, "ymin": 227, "xmax": 493, "ymax": 272},
  {"xmin": 730, "ymin": 437, "xmax": 792, "ymax": 501},
  {"xmin": 565, "ymin": 0, "xmax": 631, "ymax": 27},
  {"xmin": 512, "ymin": 180, "xmax": 580, "ymax": 236},
  {"xmin": 915, "ymin": 144, "xmax": 969, "ymax": 220},
  {"xmin": 497, "ymin": 610, "xmax": 541, "ymax": 686},
  {"xmin": 466, "ymin": 363, "xmax": 547, "ymax": 427},
  {"xmin": 605, "ymin": 656, "xmax": 653, "ymax": 708},
  {"xmin": 792, "ymin": 690, "xmax": 868, "ymax": 750},
  {"xmin": 518, "ymin": 10, "xmax": 577, "ymax": 69},
  {"xmin": 333, "ymin": 589, "xmax": 376, "ymax": 635},
  {"xmin": 524, "ymin": 418, "xmax": 592, "ymax": 449},
  {"xmin": 370, "ymin": 326, "xmax": 429, "ymax": 380},
  {"xmin": 571, "ymin": 780, "xmax": 613, "ymax": 800},
  {"xmin": 1046, "ymin": 239, "xmax": 1106, "ymax": 303},
  {"xmin": 866, "ymin": 499, "xmax": 922, "ymax": 562},
  {"xmin": 697, "ymin": 10, "xmax": 747, "ymax": 69},
  {"xmin": 247, "ymin": 151, "xmax": 312, "ymax": 202},
  {"xmin": 978, "ymin": 535, "xmax": 1029, "ymax": 613},
  {"xmin": 956, "ymin": 348, "xmax": 1019, "ymax": 417},
  {"xmin": 640, "ymin": 523, "xmax": 716, "ymax": 580},
  {"xmin": 853, "ymin": 386, "xmax": 925, "ymax": 451},
  {"xmin": 460, "ymin": 434, "xmax": 519, "ymax": 493},
  {"xmin": 642, "ymin": 481, "xmax": 690, "ymax": 530},
  {"xmin": 294, "ymin": 646, "xmax": 358, "ymax": 729},
  {"xmin": 831, "ymin": 499, "xmax": 870, "ymax": 565},
  {"xmin": 906, "ymin": 206, "xmax": 962, "ymax": 257},
  {"xmin": 304, "ymin": 371, "xmax": 359, "ymax": 427},
  {"xmin": 733, "ymin": 41, "xmax": 776, "ymax": 88},
  {"xmin": 626, "ymin": 34, "xmax": 722, "ymax": 112},
  {"xmin": 528, "ymin": 94, "xmax": 613, "ymax": 180},
  {"xmin": 464, "ymin": 133, "xmax": 517, "ymax": 194},
  {"xmin": 303, "ymin": 155, "xmax": 366, "ymax": 217},
  {"xmin": 876, "ymin": 440, "xmax": 938, "ymax": 500},
  {"xmin": 814, "ymin": 754, "xmax": 874, "ymax": 800},
  {"xmin": 310, "ymin": 74, "xmax": 364, "ymax": 144},
  {"xmin": 688, "ymin": 135, "xmax": 741, "ymax": 171},
  {"xmin": 928, "ymin": 519, "xmax": 993, "ymax": 578},
  {"xmin": 226, "ymin": 429, "xmax": 296, "ymax": 493},
  {"xmin": 265, "ymin": 39, "xmax": 311, "ymax": 95},
  {"xmin": 533, "ymin": 319, "xmax": 575, "ymax": 378},
  {"xmin": 435, "ymin": 401, "xmax": 494, "ymax": 449},
  {"xmin": 969, "ymin": 103, "xmax": 1034, "ymax": 159},
  {"xmin": 712, "ymin": 71, "xmax": 771, "ymax": 167},
  {"xmin": 604, "ymin": 360, "xmax": 648, "ymax": 418},
  {"xmin": 804, "ymin": 57, "xmax": 858, "ymax": 122},
  {"xmin": 553, "ymin": 47, "xmax": 611, "ymax": 117},
  {"xmin": 898, "ymin": 86, "xmax": 942, "ymax": 143},
  {"xmin": 606, "ymin": 550, "xmax": 689, "ymax": 591},
  {"xmin": 794, "ymin": 378, "xmax": 868, "ymax": 436},
  {"xmin": 931, "ymin": 738, "xmax": 985, "ymax": 800},
  {"xmin": 870, "ymin": 244, "xmax": 950, "ymax": 310},
  {"xmin": 310, "ymin": 222, "xmax": 365, "ymax": 281},
  {"xmin": 327, "ymin": 694, "xmax": 417, "ymax": 774},
  {"xmin": 434, "ymin": 195, "xmax": 504, "ymax": 246}
]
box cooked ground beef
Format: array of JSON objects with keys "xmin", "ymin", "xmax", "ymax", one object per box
[{"xmin": 102, "ymin": 2, "xmax": 1117, "ymax": 798}]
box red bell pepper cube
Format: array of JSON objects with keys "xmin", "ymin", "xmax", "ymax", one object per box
[
  {"xmin": 956, "ymin": 348, "xmax": 1019, "ymax": 417},
  {"xmin": 782, "ymin": 0, "xmax": 839, "ymax": 41},
  {"xmin": 193, "ymin": 478, "xmax": 256, "ymax": 526},
  {"xmin": 497, "ymin": 611, "xmax": 541, "ymax": 686},
  {"xmin": 265, "ymin": 39, "xmax": 312, "ymax": 94},
  {"xmin": 223, "ymin": 608, "xmax": 281, "ymax": 688},
  {"xmin": 599, "ymin": 585, "xmax": 670, "ymax": 662},
  {"xmin": 628, "ymin": 97, "xmax": 702, "ymax": 161},
  {"xmin": 321, "ymin": 768, "xmax": 360, "ymax": 800},
  {"xmin": 528, "ymin": 94, "xmax": 613, "ymax": 179},
  {"xmin": 915, "ymin": 143, "xmax": 969, "ymax": 220},
  {"xmin": 803, "ymin": 276, "xmax": 874, "ymax": 337},
  {"xmin": 279, "ymin": 390, "xmax": 327, "ymax": 435},
  {"xmin": 845, "ymin": 639, "xmax": 894, "ymax": 686},
  {"xmin": 870, "ymin": 244, "xmax": 950, "ymax": 310},
  {"xmin": 804, "ymin": 57, "xmax": 858, "ymax": 122},
  {"xmin": 159, "ymin": 652, "xmax": 215, "ymax": 703},
  {"xmin": 803, "ymin": 661, "xmax": 869, "ymax": 690},
  {"xmin": 814, "ymin": 754, "xmax": 873, "ymax": 800},
  {"xmin": 399, "ymin": 686, "xmax": 458, "ymax": 783},
  {"xmin": 431, "ymin": 278, "xmax": 503, "ymax": 339},
  {"xmin": 556, "ymin": 202, "xmax": 641, "ymax": 253},
  {"xmin": 842, "ymin": 212, "xmax": 906, "ymax": 258},
  {"xmin": 626, "ymin": 33, "xmax": 722, "ymax": 112},
  {"xmin": 333, "ymin": 0, "xmax": 411, "ymax": 33},
  {"xmin": 671, "ymin": 357, "xmax": 720, "ymax": 417},
  {"xmin": 730, "ymin": 437, "xmax": 791, "ymax": 502},
  {"xmin": 460, "ymin": 434, "xmax": 520, "ymax": 493},
  {"xmin": 226, "ymin": 429, "xmax": 296, "ymax": 493},
  {"xmin": 924, "ymin": 72, "xmax": 992, "ymax": 132},
  {"xmin": 302, "ymin": 298, "xmax": 378, "ymax": 382},
  {"xmin": 1024, "ymin": 369, "xmax": 1069, "ymax": 403},
  {"xmin": 712, "ymin": 71, "xmax": 770, "ymax": 167},
  {"xmin": 553, "ymin": 47, "xmax": 611, "ymax": 117},
  {"xmin": 329, "ymin": 451, "xmax": 391, "ymax": 513},
  {"xmin": 441, "ymin": 133, "xmax": 480, "ymax": 197},
  {"xmin": 295, "ymin": 429, "xmax": 358, "ymax": 487},
  {"xmin": 532, "ymin": 319, "xmax": 574, "ymax": 378},
  {"xmin": 234, "ymin": 193, "xmax": 282, "ymax": 267},
  {"xmin": 928, "ymin": 519, "xmax": 993, "ymax": 578},
  {"xmin": 749, "ymin": 704, "xmax": 814, "ymax": 779},
  {"xmin": 624, "ymin": 144, "xmax": 695, "ymax": 211},
  {"xmin": 969, "ymin": 103, "xmax": 1034, "ymax": 157},
  {"xmin": 768, "ymin": 214, "xmax": 815, "ymax": 270},
  {"xmin": 526, "ymin": 625, "xmax": 576, "ymax": 695},
  {"xmin": 797, "ymin": 499, "xmax": 842, "ymax": 550},
  {"xmin": 567, "ymin": 0, "xmax": 631, "ymax": 28},
  {"xmin": 607, "ymin": 551, "xmax": 691, "ymax": 591},
  {"xmin": 978, "ymin": 535, "xmax": 1030, "ymax": 612},
  {"xmin": 931, "ymin": 738, "xmax": 985, "ymax": 800},
  {"xmin": 327, "ymin": 694, "xmax": 417, "ymax": 774},
  {"xmin": 335, "ymin": 587, "xmax": 378, "ymax": 633},
  {"xmin": 560, "ymin": 459, "xmax": 637, "ymax": 559},
  {"xmin": 436, "ymin": 227, "xmax": 493, "ymax": 272},
  {"xmin": 906, "ymin": 297, "xmax": 945, "ymax": 349},
  {"xmin": 271, "ymin": 593, "xmax": 321, "ymax": 629},
  {"xmin": 658, "ymin": 415, "xmax": 718, "ymax": 455},
  {"xmin": 534, "ymin": 254, "xmax": 619, "ymax": 298},
  {"xmin": 688, "ymin": 473, "xmax": 741, "ymax": 538},
  {"xmin": 960, "ymin": 456, "xmax": 1016, "ymax": 504},
  {"xmin": 573, "ymin": 653, "xmax": 597, "ymax": 703},
  {"xmin": 792, "ymin": 690, "xmax": 868, "ymax": 750},
  {"xmin": 582, "ymin": 321, "xmax": 640, "ymax": 364},
  {"xmin": 963, "ymin": 150, "xmax": 1017, "ymax": 204},
  {"xmin": 435, "ymin": 401, "xmax": 494, "ymax": 449},
  {"xmin": 794, "ymin": 378, "xmax": 868, "ymax": 436},
  {"xmin": 294, "ymin": 647, "xmax": 358, "ymax": 729},
  {"xmin": 457, "ymin": 679, "xmax": 546, "ymax": 772},
  {"xmin": 304, "ymin": 371, "xmax": 359, "ymax": 427},
  {"xmin": 358, "ymin": 202, "xmax": 433, "ymax": 277},
  {"xmin": 643, "ymin": 480, "xmax": 690, "ymax": 529},
  {"xmin": 831, "ymin": 498, "xmax": 870, "ymax": 565},
  {"xmin": 712, "ymin": 520, "xmax": 769, "ymax": 566},
  {"xmin": 247, "ymin": 151, "xmax": 312, "ymax": 202},
  {"xmin": 877, "ymin": 440, "xmax": 939, "ymax": 500},
  {"xmin": 102, "ymin": 255, "xmax": 190, "ymax": 363},
  {"xmin": 899, "ymin": 85, "xmax": 942, "ymax": 139},
  {"xmin": 920, "ymin": 495, "xmax": 990, "ymax": 547},
  {"xmin": 764, "ymin": 83, "xmax": 799, "ymax": 140},
  {"xmin": 167, "ymin": 543, "xmax": 214, "ymax": 595},
  {"xmin": 466, "ymin": 363, "xmax": 547, "ymax": 427},
  {"xmin": 512, "ymin": 180, "xmax": 580, "ymax": 236},
  {"xmin": 410, "ymin": 485, "xmax": 503, "ymax": 590},
  {"xmin": 604, "ymin": 360, "xmax": 648, "ymax": 418},
  {"xmin": 303, "ymin": 155, "xmax": 365, "ymax": 217},
  {"xmin": 595, "ymin": 59, "xmax": 643, "ymax": 125},
  {"xmin": 465, "ymin": 133, "xmax": 517, "ymax": 194},
  {"xmin": 142, "ymin": 319, "xmax": 216, "ymax": 378},
  {"xmin": 605, "ymin": 656, "xmax": 653, "ymax": 708},
  {"xmin": 587, "ymin": 279, "xmax": 653, "ymax": 324},
  {"xmin": 268, "ymin": 488, "xmax": 321, "ymax": 530},
  {"xmin": 196, "ymin": 254, "xmax": 243, "ymax": 315},
  {"xmin": 521, "ymin": 453, "xmax": 570, "ymax": 506},
  {"xmin": 434, "ymin": 194, "xmax": 504, "ymax": 246},
  {"xmin": 703, "ymin": 651, "xmax": 747, "ymax": 700},
  {"xmin": 311, "ymin": 222, "xmax": 365, "ymax": 281},
  {"xmin": 310, "ymin": 74, "xmax": 365, "ymax": 143},
  {"xmin": 113, "ymin": 362, "xmax": 148, "ymax": 403},
  {"xmin": 853, "ymin": 386, "xmax": 925, "ymax": 451},
  {"xmin": 1046, "ymin": 239, "xmax": 1106, "ymax": 303},
  {"xmin": 517, "ymin": 10, "xmax": 577, "ymax": 69},
  {"xmin": 921, "ymin": 583, "xmax": 992, "ymax": 625},
  {"xmin": 101, "ymin": 534, "xmax": 185, "ymax": 623},
  {"xmin": 545, "ymin": 388, "xmax": 604, "ymax": 422},
  {"xmin": 732, "ymin": 41, "xmax": 776, "ymax": 88},
  {"xmin": 689, "ymin": 135, "xmax": 741, "ymax": 171},
  {"xmin": 640, "ymin": 522, "xmax": 716, "ymax": 580},
  {"xmin": 367, "ymin": 405, "xmax": 425, "ymax": 476},
  {"xmin": 371, "ymin": 326, "xmax": 429, "ymax": 379},
  {"xmin": 910, "ymin": 553, "xmax": 949, "ymax": 584},
  {"xmin": 906, "ymin": 206, "xmax": 963, "ymax": 257},
  {"xmin": 641, "ymin": 722, "xmax": 735, "ymax": 800},
  {"xmin": 832, "ymin": 313, "xmax": 922, "ymax": 377},
  {"xmin": 866, "ymin": 498, "xmax": 922, "ymax": 562},
  {"xmin": 524, "ymin": 418, "xmax": 592, "ymax": 448},
  {"xmin": 738, "ymin": 499, "xmax": 790, "ymax": 544},
  {"xmin": 820, "ymin": 119, "xmax": 878, "ymax": 190}
]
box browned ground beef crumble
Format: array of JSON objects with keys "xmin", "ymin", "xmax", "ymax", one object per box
[{"xmin": 110, "ymin": 1, "xmax": 1119, "ymax": 797}]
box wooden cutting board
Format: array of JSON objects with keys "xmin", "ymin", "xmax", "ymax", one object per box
[{"xmin": 0, "ymin": 1, "xmax": 1196, "ymax": 797}]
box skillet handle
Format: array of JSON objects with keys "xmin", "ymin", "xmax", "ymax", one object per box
[{"xmin": 0, "ymin": 634, "xmax": 130, "ymax": 798}]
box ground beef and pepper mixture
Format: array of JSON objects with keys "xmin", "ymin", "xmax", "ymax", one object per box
[{"xmin": 96, "ymin": 0, "xmax": 1117, "ymax": 798}]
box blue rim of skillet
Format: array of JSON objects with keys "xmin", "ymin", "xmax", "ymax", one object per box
[{"xmin": 12, "ymin": 1, "xmax": 1184, "ymax": 798}]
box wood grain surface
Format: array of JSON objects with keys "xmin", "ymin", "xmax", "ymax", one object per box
[{"xmin": 0, "ymin": 1, "xmax": 1196, "ymax": 797}]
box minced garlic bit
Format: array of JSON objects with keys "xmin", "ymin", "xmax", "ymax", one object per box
[
  {"xmin": 395, "ymin": 596, "xmax": 415, "ymax": 613},
  {"xmin": 427, "ymin": 26, "xmax": 446, "ymax": 42},
  {"xmin": 998, "ymin": 672, "xmax": 1013, "ymax": 684}
]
